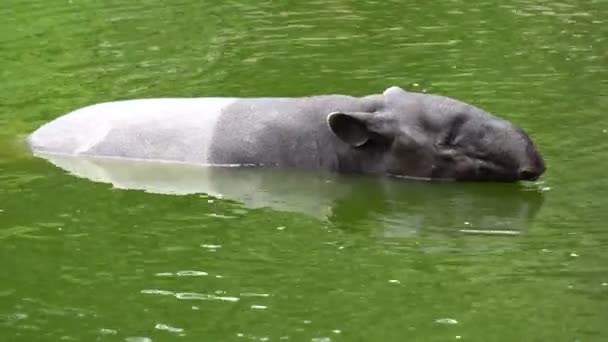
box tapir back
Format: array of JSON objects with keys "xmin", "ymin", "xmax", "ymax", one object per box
[{"xmin": 28, "ymin": 98, "xmax": 237, "ymax": 164}]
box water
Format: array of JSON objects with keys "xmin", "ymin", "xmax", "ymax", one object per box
[{"xmin": 1, "ymin": 0, "xmax": 607, "ymax": 340}]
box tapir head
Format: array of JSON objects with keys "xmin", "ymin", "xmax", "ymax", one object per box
[{"xmin": 327, "ymin": 86, "xmax": 545, "ymax": 182}]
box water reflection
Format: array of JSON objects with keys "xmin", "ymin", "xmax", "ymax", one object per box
[{"xmin": 34, "ymin": 152, "xmax": 544, "ymax": 237}]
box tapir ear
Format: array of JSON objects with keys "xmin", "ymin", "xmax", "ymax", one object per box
[
  {"xmin": 327, "ymin": 112, "xmax": 375, "ymax": 147},
  {"xmin": 383, "ymin": 86, "xmax": 408, "ymax": 97}
]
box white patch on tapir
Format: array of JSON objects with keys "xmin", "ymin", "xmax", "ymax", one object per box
[{"xmin": 28, "ymin": 98, "xmax": 237, "ymax": 163}]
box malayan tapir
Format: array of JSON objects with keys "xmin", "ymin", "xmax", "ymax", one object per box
[{"xmin": 27, "ymin": 86, "xmax": 546, "ymax": 182}]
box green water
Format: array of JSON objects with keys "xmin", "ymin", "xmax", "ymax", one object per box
[{"xmin": 1, "ymin": 0, "xmax": 607, "ymax": 341}]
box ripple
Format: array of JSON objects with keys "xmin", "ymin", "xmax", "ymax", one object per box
[
  {"xmin": 140, "ymin": 289, "xmax": 174, "ymax": 296},
  {"xmin": 141, "ymin": 288, "xmax": 239, "ymax": 302},
  {"xmin": 459, "ymin": 229, "xmax": 521, "ymax": 236},
  {"xmin": 200, "ymin": 244, "xmax": 222, "ymax": 250},
  {"xmin": 435, "ymin": 318, "xmax": 459, "ymax": 325},
  {"xmin": 99, "ymin": 328, "xmax": 117, "ymax": 335},
  {"xmin": 155, "ymin": 270, "xmax": 209, "ymax": 277},
  {"xmin": 155, "ymin": 323, "xmax": 184, "ymax": 334},
  {"xmin": 240, "ymin": 293, "xmax": 271, "ymax": 297},
  {"xmin": 206, "ymin": 213, "xmax": 237, "ymax": 219},
  {"xmin": 125, "ymin": 338, "xmax": 152, "ymax": 342},
  {"xmin": 176, "ymin": 292, "xmax": 239, "ymax": 302}
]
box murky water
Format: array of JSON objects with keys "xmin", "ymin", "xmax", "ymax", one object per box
[{"xmin": 1, "ymin": 0, "xmax": 607, "ymax": 341}]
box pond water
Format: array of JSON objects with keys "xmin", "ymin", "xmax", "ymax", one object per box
[{"xmin": 1, "ymin": 0, "xmax": 607, "ymax": 341}]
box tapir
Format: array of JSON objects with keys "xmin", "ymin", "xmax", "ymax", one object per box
[{"xmin": 27, "ymin": 86, "xmax": 546, "ymax": 182}]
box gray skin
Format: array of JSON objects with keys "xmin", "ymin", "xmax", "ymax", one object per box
[
  {"xmin": 27, "ymin": 86, "xmax": 545, "ymax": 182},
  {"xmin": 209, "ymin": 86, "xmax": 545, "ymax": 181}
]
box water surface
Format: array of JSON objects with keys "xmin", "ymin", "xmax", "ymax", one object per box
[{"xmin": 1, "ymin": 0, "xmax": 607, "ymax": 341}]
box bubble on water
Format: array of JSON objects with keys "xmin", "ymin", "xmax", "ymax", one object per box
[
  {"xmin": 388, "ymin": 279, "xmax": 400, "ymax": 284},
  {"xmin": 456, "ymin": 336, "xmax": 462, "ymax": 339},
  {"xmin": 207, "ymin": 200, "xmax": 214, "ymax": 203},
  {"xmin": 303, "ymin": 320, "xmax": 312, "ymax": 324},
  {"xmin": 435, "ymin": 318, "xmax": 458, "ymax": 325},
  {"xmin": 570, "ymin": 253, "xmax": 579, "ymax": 257},
  {"xmin": 464, "ymin": 221, "xmax": 471, "ymax": 225},
  {"xmin": 541, "ymin": 249, "xmax": 550, "ymax": 253},
  {"xmin": 251, "ymin": 305, "xmax": 268, "ymax": 310},
  {"xmin": 601, "ymin": 283, "xmax": 608, "ymax": 286},
  {"xmin": 259, "ymin": 337, "xmax": 269, "ymax": 341},
  {"xmin": 237, "ymin": 333, "xmax": 244, "ymax": 337},
  {"xmin": 332, "ymin": 330, "xmax": 341, "ymax": 334},
  {"xmin": 277, "ymin": 226, "xmax": 286, "ymax": 230},
  {"xmin": 192, "ymin": 306, "xmax": 199, "ymax": 310},
  {"xmin": 312, "ymin": 338, "xmax": 331, "ymax": 342}
]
